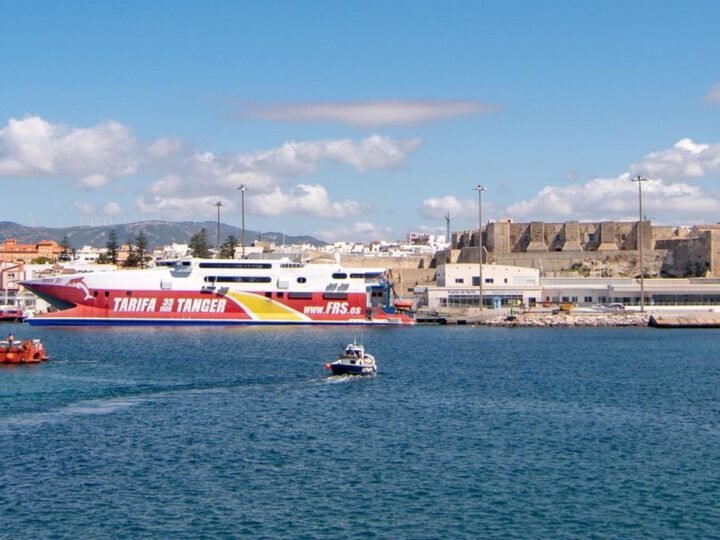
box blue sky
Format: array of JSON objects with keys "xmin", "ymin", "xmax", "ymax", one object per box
[{"xmin": 1, "ymin": 0, "xmax": 719, "ymax": 241}]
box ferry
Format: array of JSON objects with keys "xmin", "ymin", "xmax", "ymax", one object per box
[{"xmin": 20, "ymin": 258, "xmax": 415, "ymax": 326}]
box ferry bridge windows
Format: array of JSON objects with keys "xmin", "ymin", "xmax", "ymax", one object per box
[
  {"xmin": 204, "ymin": 276, "xmax": 272, "ymax": 283},
  {"xmin": 351, "ymin": 272, "xmax": 383, "ymax": 280},
  {"xmin": 199, "ymin": 262, "xmax": 272, "ymax": 269},
  {"xmin": 297, "ymin": 277, "xmax": 307, "ymax": 284}
]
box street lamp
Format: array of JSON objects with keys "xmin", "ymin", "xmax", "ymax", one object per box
[
  {"xmin": 213, "ymin": 201, "xmax": 223, "ymax": 259},
  {"xmin": 237, "ymin": 185, "xmax": 247, "ymax": 258},
  {"xmin": 632, "ymin": 175, "xmax": 648, "ymax": 312},
  {"xmin": 474, "ymin": 184, "xmax": 487, "ymax": 310}
]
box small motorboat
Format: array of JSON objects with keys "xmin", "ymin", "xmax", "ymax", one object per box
[
  {"xmin": 0, "ymin": 339, "xmax": 49, "ymax": 364},
  {"xmin": 324, "ymin": 341, "xmax": 377, "ymax": 376}
]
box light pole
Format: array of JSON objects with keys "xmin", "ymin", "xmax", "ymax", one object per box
[
  {"xmin": 237, "ymin": 185, "xmax": 247, "ymax": 257},
  {"xmin": 213, "ymin": 201, "xmax": 223, "ymax": 259},
  {"xmin": 632, "ymin": 175, "xmax": 648, "ymax": 312},
  {"xmin": 474, "ymin": 184, "xmax": 486, "ymax": 310}
]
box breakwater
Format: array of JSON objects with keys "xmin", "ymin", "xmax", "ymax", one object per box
[
  {"xmin": 417, "ymin": 310, "xmax": 650, "ymax": 327},
  {"xmin": 485, "ymin": 312, "xmax": 650, "ymax": 327}
]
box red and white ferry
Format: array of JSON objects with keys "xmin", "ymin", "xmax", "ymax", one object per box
[{"xmin": 21, "ymin": 258, "xmax": 414, "ymax": 326}]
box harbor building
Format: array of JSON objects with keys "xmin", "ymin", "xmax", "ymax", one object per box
[{"xmin": 414, "ymin": 263, "xmax": 720, "ymax": 311}]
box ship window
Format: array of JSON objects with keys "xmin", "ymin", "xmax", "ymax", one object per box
[
  {"xmin": 93, "ymin": 291, "xmax": 98, "ymax": 297},
  {"xmin": 350, "ymin": 272, "xmax": 383, "ymax": 279},
  {"xmin": 323, "ymin": 292, "xmax": 348, "ymax": 300},
  {"xmin": 126, "ymin": 291, "xmax": 132, "ymax": 296},
  {"xmin": 205, "ymin": 276, "xmax": 272, "ymax": 283},
  {"xmin": 332, "ymin": 272, "xmax": 347, "ymax": 279},
  {"xmin": 265, "ymin": 292, "xmax": 272, "ymax": 298},
  {"xmin": 277, "ymin": 292, "xmax": 284, "ymax": 298},
  {"xmin": 288, "ymin": 292, "xmax": 313, "ymax": 299},
  {"xmin": 104, "ymin": 291, "xmax": 110, "ymax": 298},
  {"xmin": 297, "ymin": 277, "xmax": 307, "ymax": 283},
  {"xmin": 280, "ymin": 263, "xmax": 304, "ymax": 269},
  {"xmin": 199, "ymin": 262, "xmax": 272, "ymax": 269}
]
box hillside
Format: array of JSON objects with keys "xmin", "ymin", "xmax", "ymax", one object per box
[{"xmin": 0, "ymin": 221, "xmax": 325, "ymax": 249}]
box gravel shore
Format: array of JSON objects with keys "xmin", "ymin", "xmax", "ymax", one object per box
[{"xmin": 482, "ymin": 312, "xmax": 650, "ymax": 327}]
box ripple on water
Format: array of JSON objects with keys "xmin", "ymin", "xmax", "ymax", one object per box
[{"xmin": 2, "ymin": 325, "xmax": 720, "ymax": 538}]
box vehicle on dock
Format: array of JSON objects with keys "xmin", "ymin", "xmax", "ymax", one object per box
[{"xmin": 324, "ymin": 341, "xmax": 377, "ymax": 376}]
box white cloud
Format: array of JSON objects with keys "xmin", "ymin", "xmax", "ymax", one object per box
[
  {"xmin": 0, "ymin": 116, "xmax": 140, "ymax": 179},
  {"xmin": 135, "ymin": 195, "xmax": 234, "ymax": 221},
  {"xmin": 103, "ymin": 202, "xmax": 123, "ymax": 216},
  {"xmin": 234, "ymin": 135, "xmax": 422, "ymax": 176},
  {"xmin": 244, "ymin": 100, "xmax": 497, "ymax": 127},
  {"xmin": 315, "ymin": 221, "xmax": 395, "ymax": 242},
  {"xmin": 247, "ymin": 184, "xmax": 369, "ymax": 218},
  {"xmin": 421, "ymin": 195, "xmax": 477, "ymax": 220},
  {"xmin": 704, "ymin": 83, "xmax": 720, "ymax": 104},
  {"xmin": 75, "ymin": 174, "xmax": 110, "ymax": 189},
  {"xmin": 0, "ymin": 116, "xmax": 187, "ymax": 190},
  {"xmin": 630, "ymin": 138, "xmax": 720, "ymax": 180},
  {"xmin": 506, "ymin": 173, "xmax": 720, "ymax": 223},
  {"xmin": 147, "ymin": 137, "xmax": 183, "ymax": 158},
  {"xmin": 73, "ymin": 201, "xmax": 96, "ymax": 215},
  {"xmin": 139, "ymin": 135, "xmax": 419, "ymax": 217}
]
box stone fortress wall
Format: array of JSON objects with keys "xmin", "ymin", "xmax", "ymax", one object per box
[
  {"xmin": 330, "ymin": 221, "xmax": 720, "ymax": 298},
  {"xmin": 448, "ymin": 220, "xmax": 720, "ymax": 278}
]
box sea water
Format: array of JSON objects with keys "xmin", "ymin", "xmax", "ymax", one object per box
[{"xmin": 1, "ymin": 323, "xmax": 720, "ymax": 538}]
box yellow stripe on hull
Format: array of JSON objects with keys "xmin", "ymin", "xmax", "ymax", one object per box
[{"xmin": 226, "ymin": 292, "xmax": 309, "ymax": 321}]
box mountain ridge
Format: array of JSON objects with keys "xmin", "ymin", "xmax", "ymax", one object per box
[{"xmin": 0, "ymin": 221, "xmax": 326, "ymax": 249}]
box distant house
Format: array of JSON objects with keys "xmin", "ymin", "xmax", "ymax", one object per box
[{"xmin": 0, "ymin": 238, "xmax": 62, "ymax": 263}]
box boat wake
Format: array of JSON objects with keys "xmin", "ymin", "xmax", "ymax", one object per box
[{"xmin": 0, "ymin": 386, "xmax": 229, "ymax": 434}]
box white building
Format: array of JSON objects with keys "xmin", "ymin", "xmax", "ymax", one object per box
[
  {"xmin": 417, "ymin": 263, "xmax": 541, "ymax": 310},
  {"xmin": 417, "ymin": 262, "xmax": 720, "ymax": 311}
]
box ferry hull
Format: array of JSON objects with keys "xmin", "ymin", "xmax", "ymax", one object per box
[{"xmin": 23, "ymin": 281, "xmax": 414, "ymax": 326}]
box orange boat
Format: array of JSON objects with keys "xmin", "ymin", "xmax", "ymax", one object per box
[
  {"xmin": 393, "ymin": 299, "xmax": 414, "ymax": 311},
  {"xmin": 0, "ymin": 339, "xmax": 49, "ymax": 364}
]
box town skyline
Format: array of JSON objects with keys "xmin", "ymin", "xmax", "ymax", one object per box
[{"xmin": 1, "ymin": 1, "xmax": 719, "ymax": 242}]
